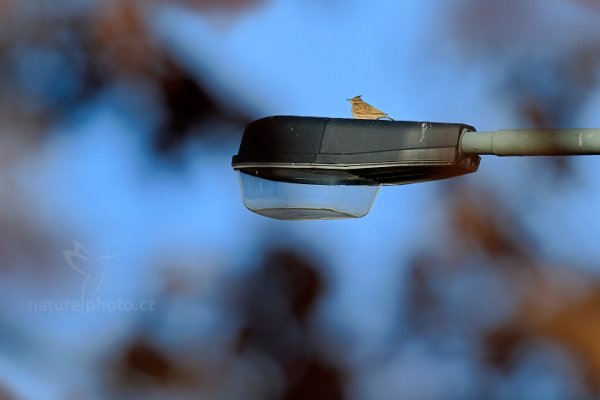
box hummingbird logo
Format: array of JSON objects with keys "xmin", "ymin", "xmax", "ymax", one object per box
[{"xmin": 63, "ymin": 241, "xmax": 121, "ymax": 307}]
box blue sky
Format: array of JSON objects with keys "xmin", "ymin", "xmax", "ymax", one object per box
[{"xmin": 4, "ymin": 0, "xmax": 600, "ymax": 398}]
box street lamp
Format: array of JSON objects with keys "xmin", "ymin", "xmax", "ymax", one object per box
[{"xmin": 232, "ymin": 116, "xmax": 600, "ymax": 220}]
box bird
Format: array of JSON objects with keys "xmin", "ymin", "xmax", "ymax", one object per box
[{"xmin": 347, "ymin": 95, "xmax": 395, "ymax": 121}]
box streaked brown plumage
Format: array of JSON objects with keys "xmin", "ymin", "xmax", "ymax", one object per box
[{"xmin": 347, "ymin": 95, "xmax": 394, "ymax": 121}]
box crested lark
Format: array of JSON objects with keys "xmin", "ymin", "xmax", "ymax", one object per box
[{"xmin": 347, "ymin": 95, "xmax": 395, "ymax": 121}]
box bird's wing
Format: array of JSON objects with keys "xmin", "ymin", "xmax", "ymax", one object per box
[{"xmin": 362, "ymin": 103, "xmax": 385, "ymax": 114}]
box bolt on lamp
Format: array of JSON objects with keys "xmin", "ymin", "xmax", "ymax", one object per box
[{"xmin": 232, "ymin": 116, "xmax": 600, "ymax": 220}]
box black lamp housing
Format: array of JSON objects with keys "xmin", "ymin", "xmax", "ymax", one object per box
[{"xmin": 232, "ymin": 116, "xmax": 480, "ymax": 186}]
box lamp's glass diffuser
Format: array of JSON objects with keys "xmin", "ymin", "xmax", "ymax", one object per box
[{"xmin": 239, "ymin": 173, "xmax": 380, "ymax": 220}]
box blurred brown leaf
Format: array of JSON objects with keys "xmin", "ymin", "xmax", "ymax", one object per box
[
  {"xmin": 90, "ymin": 2, "xmax": 164, "ymax": 79},
  {"xmin": 110, "ymin": 337, "xmax": 199, "ymax": 390},
  {"xmin": 448, "ymin": 186, "xmax": 534, "ymax": 263}
]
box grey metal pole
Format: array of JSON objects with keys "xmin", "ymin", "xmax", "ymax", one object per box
[{"xmin": 461, "ymin": 129, "xmax": 600, "ymax": 156}]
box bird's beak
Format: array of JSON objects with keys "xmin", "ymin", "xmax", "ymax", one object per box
[{"xmin": 346, "ymin": 99, "xmax": 351, "ymax": 102}]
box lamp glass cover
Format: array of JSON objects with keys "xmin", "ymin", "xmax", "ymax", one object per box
[{"xmin": 238, "ymin": 172, "xmax": 379, "ymax": 220}]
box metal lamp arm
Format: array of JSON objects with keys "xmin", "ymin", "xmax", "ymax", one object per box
[{"xmin": 461, "ymin": 129, "xmax": 600, "ymax": 156}]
